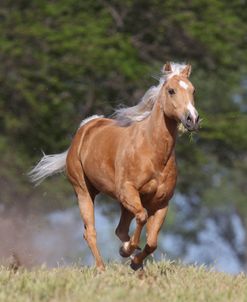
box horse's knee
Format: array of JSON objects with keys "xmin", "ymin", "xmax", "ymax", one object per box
[{"xmin": 136, "ymin": 209, "xmax": 148, "ymax": 225}]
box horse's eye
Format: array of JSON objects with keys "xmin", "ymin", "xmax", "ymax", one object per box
[{"xmin": 168, "ymin": 88, "xmax": 175, "ymax": 95}]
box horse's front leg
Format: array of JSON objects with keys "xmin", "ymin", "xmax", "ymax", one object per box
[
  {"xmin": 118, "ymin": 182, "xmax": 148, "ymax": 257},
  {"xmin": 130, "ymin": 204, "xmax": 169, "ymax": 270},
  {"xmin": 115, "ymin": 205, "xmax": 135, "ymax": 255}
]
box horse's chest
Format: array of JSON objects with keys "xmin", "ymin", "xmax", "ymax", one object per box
[
  {"xmin": 141, "ymin": 175, "xmax": 176, "ymax": 201},
  {"xmin": 140, "ymin": 159, "xmax": 177, "ymax": 204}
]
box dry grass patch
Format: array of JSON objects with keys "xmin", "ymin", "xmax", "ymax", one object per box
[{"xmin": 0, "ymin": 261, "xmax": 246, "ymax": 302}]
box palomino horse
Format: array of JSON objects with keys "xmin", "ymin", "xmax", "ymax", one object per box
[{"xmin": 29, "ymin": 62, "xmax": 199, "ymax": 271}]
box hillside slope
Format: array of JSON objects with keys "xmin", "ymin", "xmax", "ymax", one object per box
[{"xmin": 0, "ymin": 261, "xmax": 246, "ymax": 302}]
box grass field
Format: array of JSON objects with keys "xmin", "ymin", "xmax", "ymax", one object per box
[{"xmin": 0, "ymin": 261, "xmax": 246, "ymax": 302}]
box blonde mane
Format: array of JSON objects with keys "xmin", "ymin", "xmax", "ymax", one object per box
[{"xmin": 113, "ymin": 62, "xmax": 187, "ymax": 126}]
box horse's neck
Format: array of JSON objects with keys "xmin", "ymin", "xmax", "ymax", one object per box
[{"xmin": 145, "ymin": 98, "xmax": 177, "ymax": 162}]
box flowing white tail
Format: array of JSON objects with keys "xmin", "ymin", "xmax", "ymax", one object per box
[{"xmin": 28, "ymin": 150, "xmax": 68, "ymax": 185}]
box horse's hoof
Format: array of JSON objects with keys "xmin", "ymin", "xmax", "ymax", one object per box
[
  {"xmin": 119, "ymin": 246, "xmax": 131, "ymax": 258},
  {"xmin": 130, "ymin": 260, "xmax": 143, "ymax": 271},
  {"xmin": 96, "ymin": 264, "xmax": 106, "ymax": 273}
]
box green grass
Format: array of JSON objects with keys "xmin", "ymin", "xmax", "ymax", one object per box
[{"xmin": 0, "ymin": 261, "xmax": 246, "ymax": 302}]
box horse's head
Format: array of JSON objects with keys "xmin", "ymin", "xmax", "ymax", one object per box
[{"xmin": 161, "ymin": 62, "xmax": 200, "ymax": 131}]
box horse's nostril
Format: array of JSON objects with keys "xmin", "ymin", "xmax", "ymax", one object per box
[
  {"xmin": 196, "ymin": 115, "xmax": 200, "ymax": 123},
  {"xmin": 187, "ymin": 115, "xmax": 191, "ymax": 122}
]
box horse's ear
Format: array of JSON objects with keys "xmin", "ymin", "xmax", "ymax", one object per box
[
  {"xmin": 163, "ymin": 62, "xmax": 172, "ymax": 73},
  {"xmin": 181, "ymin": 64, "xmax": 192, "ymax": 78}
]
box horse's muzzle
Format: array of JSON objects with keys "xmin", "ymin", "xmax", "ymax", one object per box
[{"xmin": 182, "ymin": 112, "xmax": 200, "ymax": 132}]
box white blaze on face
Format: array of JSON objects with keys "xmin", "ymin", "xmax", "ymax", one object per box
[
  {"xmin": 179, "ymin": 80, "xmax": 188, "ymax": 90},
  {"xmin": 187, "ymin": 102, "xmax": 198, "ymax": 122}
]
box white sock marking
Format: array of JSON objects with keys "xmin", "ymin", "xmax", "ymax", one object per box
[{"xmin": 123, "ymin": 241, "xmax": 130, "ymax": 250}]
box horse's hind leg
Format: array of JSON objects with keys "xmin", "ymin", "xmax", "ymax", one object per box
[
  {"xmin": 67, "ymin": 135, "xmax": 104, "ymax": 270},
  {"xmin": 74, "ymin": 184, "xmax": 105, "ymax": 271}
]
